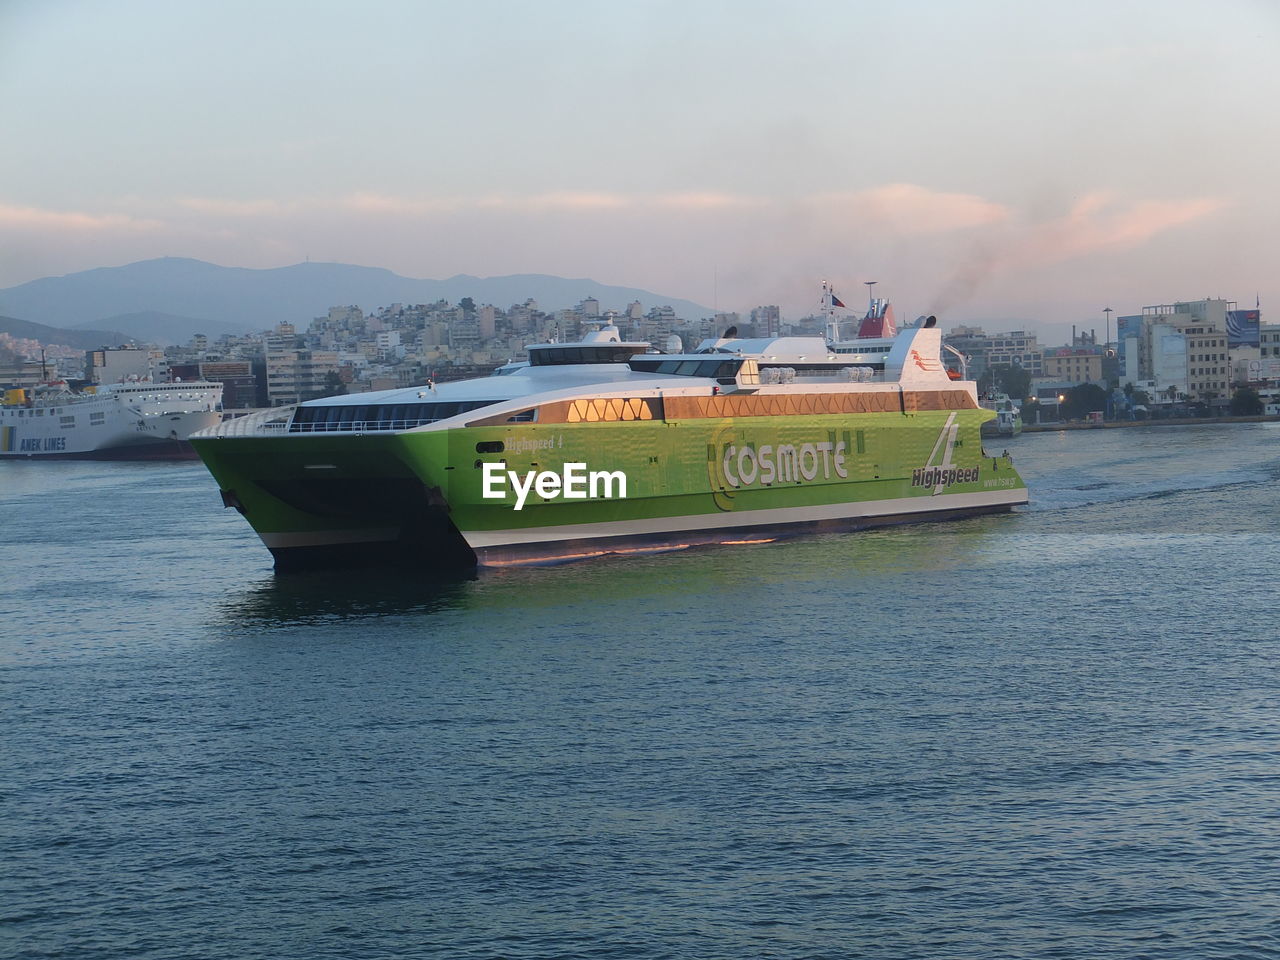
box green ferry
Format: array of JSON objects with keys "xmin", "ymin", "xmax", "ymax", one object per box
[{"xmin": 191, "ymin": 311, "xmax": 1027, "ymax": 569}]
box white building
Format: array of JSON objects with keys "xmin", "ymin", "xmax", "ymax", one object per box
[
  {"xmin": 1145, "ymin": 322, "xmax": 1189, "ymax": 400},
  {"xmin": 87, "ymin": 347, "xmax": 168, "ymax": 384},
  {"xmin": 1140, "ymin": 300, "xmax": 1232, "ymax": 401}
]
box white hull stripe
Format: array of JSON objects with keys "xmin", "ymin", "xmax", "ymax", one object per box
[{"xmin": 462, "ymin": 488, "xmax": 1026, "ymax": 549}]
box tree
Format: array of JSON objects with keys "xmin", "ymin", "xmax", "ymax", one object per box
[
  {"xmin": 983, "ymin": 363, "xmax": 1031, "ymax": 401},
  {"xmin": 320, "ymin": 370, "xmax": 347, "ymax": 398},
  {"xmin": 1230, "ymin": 386, "xmax": 1264, "ymax": 416},
  {"xmin": 1131, "ymin": 389, "xmax": 1150, "ymax": 406},
  {"xmin": 1061, "ymin": 383, "xmax": 1108, "ymax": 420}
]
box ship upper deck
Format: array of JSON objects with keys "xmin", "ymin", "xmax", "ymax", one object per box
[{"xmin": 198, "ymin": 319, "xmax": 980, "ymax": 439}]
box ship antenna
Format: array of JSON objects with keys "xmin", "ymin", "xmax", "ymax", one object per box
[
  {"xmin": 823, "ymin": 280, "xmax": 839, "ymax": 343},
  {"xmin": 865, "ymin": 280, "xmax": 878, "ymax": 314}
]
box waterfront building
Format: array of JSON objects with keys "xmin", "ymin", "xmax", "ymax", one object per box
[
  {"xmin": 264, "ymin": 347, "xmax": 340, "ymax": 406},
  {"xmin": 169, "ymin": 360, "xmax": 261, "ymax": 409},
  {"xmin": 1142, "ymin": 301, "xmax": 1232, "ymax": 401},
  {"xmin": 942, "ymin": 326, "xmax": 1043, "ymax": 381},
  {"xmin": 943, "ymin": 326, "xmax": 993, "ymax": 380},
  {"xmin": 1236, "ymin": 321, "xmax": 1280, "ymax": 384},
  {"xmin": 86, "ymin": 346, "xmax": 168, "ymax": 384},
  {"xmin": 1142, "ymin": 321, "xmax": 1190, "ymax": 401},
  {"xmin": 987, "ymin": 330, "xmax": 1043, "ymax": 376},
  {"xmin": 750, "ymin": 305, "xmax": 781, "ymax": 338},
  {"xmin": 1041, "ymin": 346, "xmax": 1104, "ymax": 384},
  {"xmin": 1117, "ymin": 314, "xmax": 1143, "ymax": 380},
  {"xmin": 0, "ymin": 356, "xmax": 58, "ymax": 389}
]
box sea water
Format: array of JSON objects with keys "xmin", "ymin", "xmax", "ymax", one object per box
[{"xmin": 4, "ymin": 423, "xmax": 1280, "ymax": 959}]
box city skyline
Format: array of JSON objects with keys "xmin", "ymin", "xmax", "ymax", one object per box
[{"xmin": 2, "ymin": 0, "xmax": 1276, "ymax": 344}]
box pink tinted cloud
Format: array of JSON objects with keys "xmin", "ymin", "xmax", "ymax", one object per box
[
  {"xmin": 1015, "ymin": 192, "xmax": 1228, "ymax": 266},
  {"xmin": 0, "ymin": 202, "xmax": 162, "ymax": 233},
  {"xmin": 817, "ymin": 184, "xmax": 1011, "ymax": 235}
]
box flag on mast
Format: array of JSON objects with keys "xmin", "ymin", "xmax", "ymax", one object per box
[{"xmin": 831, "ymin": 292, "xmax": 846, "ymax": 309}]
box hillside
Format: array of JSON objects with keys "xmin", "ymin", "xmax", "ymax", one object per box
[
  {"xmin": 0, "ymin": 258, "xmax": 714, "ymax": 338},
  {"xmin": 72, "ymin": 311, "xmax": 245, "ymax": 347},
  {"xmin": 0, "ymin": 315, "xmax": 136, "ymax": 351}
]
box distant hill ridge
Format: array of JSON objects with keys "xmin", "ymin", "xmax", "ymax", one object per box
[
  {"xmin": 72, "ymin": 311, "xmax": 245, "ymax": 347},
  {"xmin": 0, "ymin": 258, "xmax": 714, "ymax": 344},
  {"xmin": 0, "ymin": 315, "xmax": 135, "ymax": 351}
]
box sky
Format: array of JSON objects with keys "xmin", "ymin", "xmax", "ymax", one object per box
[{"xmin": 1, "ymin": 0, "xmax": 1277, "ymax": 342}]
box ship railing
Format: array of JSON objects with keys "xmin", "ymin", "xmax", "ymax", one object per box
[
  {"xmin": 195, "ymin": 405, "xmax": 297, "ymax": 438},
  {"xmin": 287, "ymin": 418, "xmax": 442, "ymax": 433}
]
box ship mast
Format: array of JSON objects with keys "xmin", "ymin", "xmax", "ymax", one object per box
[{"xmin": 823, "ymin": 280, "xmax": 842, "ymax": 343}]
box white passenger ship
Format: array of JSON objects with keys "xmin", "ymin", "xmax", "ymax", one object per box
[{"xmin": 0, "ymin": 380, "xmax": 224, "ymax": 459}]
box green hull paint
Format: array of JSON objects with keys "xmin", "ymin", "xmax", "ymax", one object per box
[{"xmin": 193, "ymin": 407, "xmax": 1026, "ymax": 566}]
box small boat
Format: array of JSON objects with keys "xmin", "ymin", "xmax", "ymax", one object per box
[{"xmin": 980, "ymin": 394, "xmax": 1023, "ymax": 437}]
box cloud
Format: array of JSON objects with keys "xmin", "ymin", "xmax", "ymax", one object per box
[
  {"xmin": 0, "ymin": 202, "xmax": 162, "ymax": 233},
  {"xmin": 651, "ymin": 192, "xmax": 766, "ymax": 212},
  {"xmin": 1016, "ymin": 192, "xmax": 1228, "ymax": 266},
  {"xmin": 818, "ymin": 183, "xmax": 1011, "ymax": 235},
  {"xmin": 177, "ymin": 196, "xmax": 291, "ymax": 217},
  {"xmin": 341, "ymin": 193, "xmax": 465, "ymax": 215},
  {"xmin": 116, "ymin": 185, "xmax": 1007, "ymax": 233},
  {"xmin": 925, "ymin": 191, "xmax": 1228, "ymax": 314}
]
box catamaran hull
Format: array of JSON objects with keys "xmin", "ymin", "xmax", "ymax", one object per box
[{"xmin": 193, "ymin": 407, "xmax": 1028, "ymax": 571}]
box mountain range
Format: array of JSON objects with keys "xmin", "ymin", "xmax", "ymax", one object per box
[{"xmin": 0, "ymin": 258, "xmax": 714, "ymax": 347}]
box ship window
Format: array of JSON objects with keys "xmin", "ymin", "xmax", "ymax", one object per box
[
  {"xmin": 476, "ymin": 441, "xmax": 504, "ymax": 453},
  {"xmin": 562, "ymin": 397, "xmax": 664, "ymax": 423},
  {"xmin": 90, "ymin": 412, "xmax": 105, "ymax": 425},
  {"xmin": 528, "ymin": 345, "xmax": 640, "ymax": 366},
  {"xmin": 289, "ymin": 399, "xmax": 499, "ymax": 432},
  {"xmin": 507, "ymin": 409, "xmax": 535, "ymax": 422},
  {"xmin": 60, "ymin": 415, "xmax": 75, "ymax": 428},
  {"xmin": 629, "ymin": 357, "xmax": 743, "ymax": 378}
]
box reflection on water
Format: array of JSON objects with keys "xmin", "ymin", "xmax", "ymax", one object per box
[
  {"xmin": 216, "ymin": 516, "xmax": 1016, "ymax": 629},
  {"xmin": 220, "ymin": 566, "xmax": 478, "ymax": 625}
]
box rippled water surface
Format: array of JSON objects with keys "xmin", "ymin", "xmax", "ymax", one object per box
[{"xmin": 5, "ymin": 424, "xmax": 1280, "ymax": 959}]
